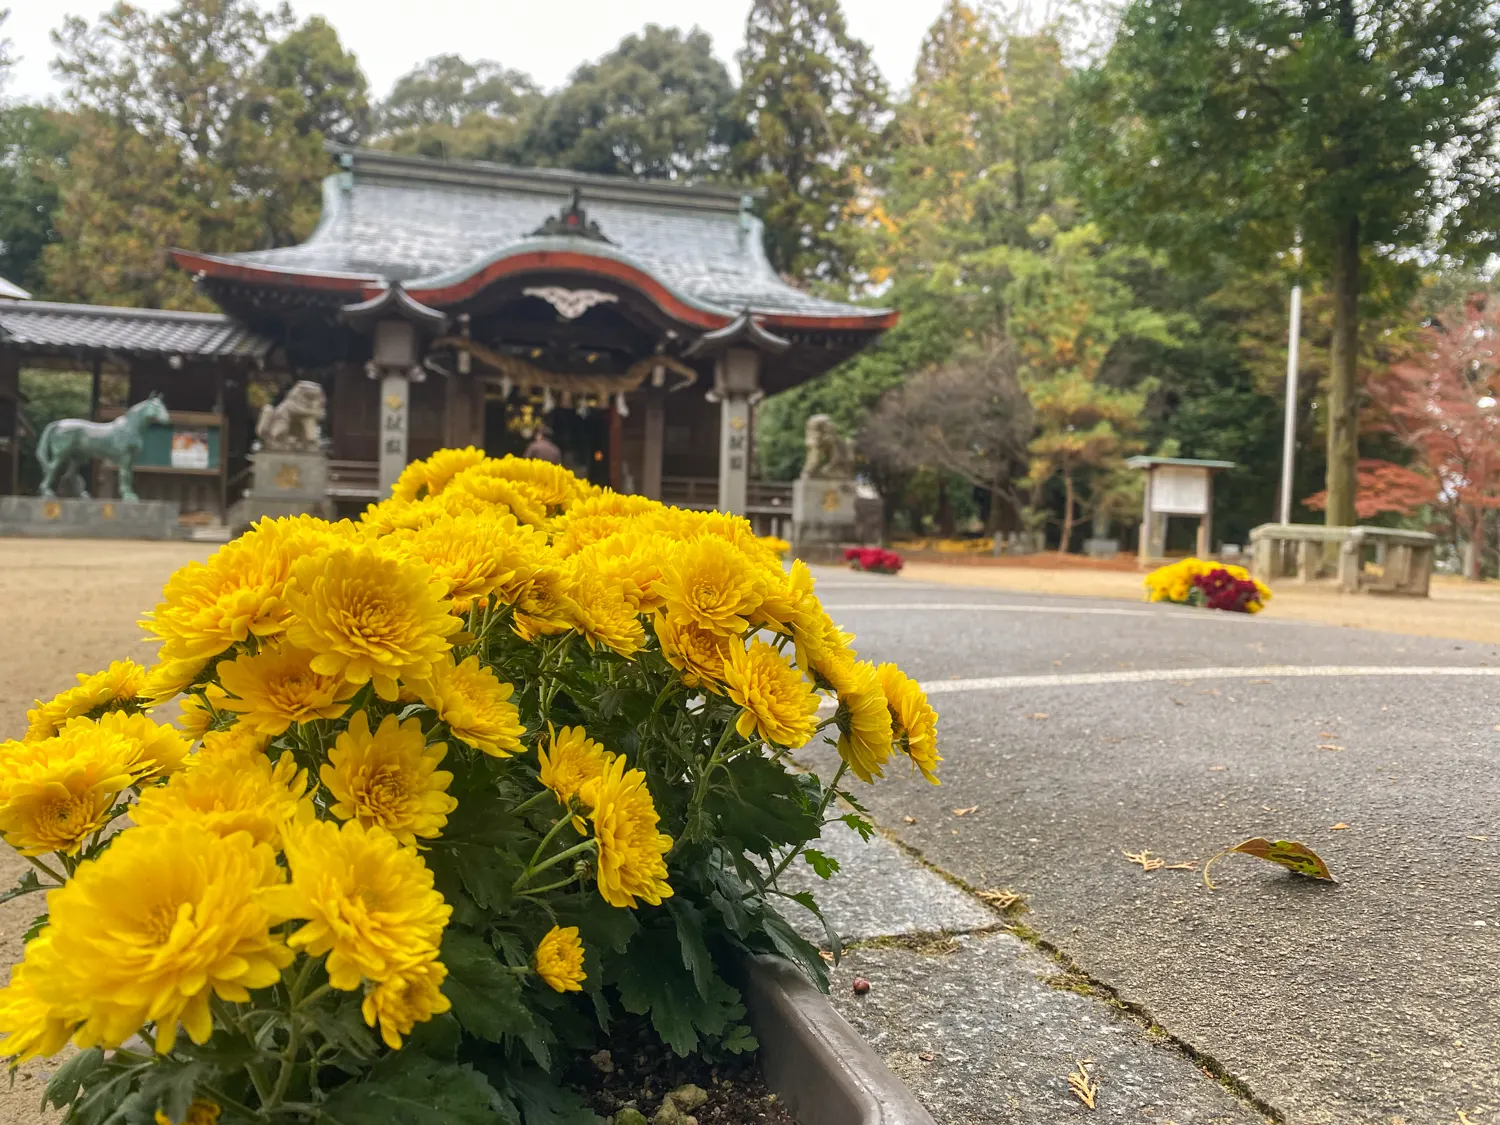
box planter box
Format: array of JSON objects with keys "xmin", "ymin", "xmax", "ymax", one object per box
[{"xmin": 744, "ymin": 955, "xmax": 935, "ymax": 1125}]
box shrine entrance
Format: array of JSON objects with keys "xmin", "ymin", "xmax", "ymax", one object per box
[{"xmin": 483, "ymin": 392, "xmax": 610, "ymax": 486}]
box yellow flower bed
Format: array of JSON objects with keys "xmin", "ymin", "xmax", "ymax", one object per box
[{"xmin": 0, "ymin": 450, "xmax": 940, "ymax": 1121}]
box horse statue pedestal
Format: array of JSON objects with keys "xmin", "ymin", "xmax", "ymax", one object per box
[{"xmin": 0, "ymin": 496, "xmax": 182, "ymax": 540}]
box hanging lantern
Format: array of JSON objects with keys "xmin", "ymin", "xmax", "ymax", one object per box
[
  {"xmin": 498, "ymin": 376, "xmax": 513, "ymax": 400},
  {"xmin": 543, "ymin": 387, "xmax": 556, "ymax": 413},
  {"xmin": 577, "ymin": 398, "xmax": 590, "ymax": 418},
  {"xmin": 614, "ymin": 393, "xmax": 630, "ymax": 417}
]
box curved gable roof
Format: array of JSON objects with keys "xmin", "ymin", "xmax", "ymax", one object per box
[{"xmin": 177, "ymin": 149, "xmax": 894, "ymax": 332}]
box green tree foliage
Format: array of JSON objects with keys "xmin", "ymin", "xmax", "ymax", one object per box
[
  {"xmin": 1070, "ymin": 0, "xmax": 1500, "ymax": 527},
  {"xmin": 518, "ymin": 25, "xmax": 743, "ymax": 179},
  {"xmin": 258, "ymin": 15, "xmax": 370, "ymax": 145},
  {"xmin": 733, "ymin": 0, "xmax": 887, "ymax": 282},
  {"xmin": 0, "ymin": 105, "xmax": 73, "ymax": 293},
  {"xmin": 374, "ymin": 53, "xmax": 540, "ymax": 162},
  {"xmin": 43, "ymin": 0, "xmax": 370, "ymax": 308}
]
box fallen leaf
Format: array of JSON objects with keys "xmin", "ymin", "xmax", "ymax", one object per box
[
  {"xmin": 1330, "ymin": 823, "xmax": 1351, "ymax": 831},
  {"xmin": 918, "ymin": 1051, "xmax": 935, "ymax": 1062},
  {"xmin": 902, "ymin": 815, "xmax": 918, "ymax": 825},
  {"xmin": 1122, "ymin": 848, "xmax": 1165, "ymax": 872},
  {"xmin": 978, "ymin": 889, "xmax": 1022, "ymax": 910},
  {"xmin": 1318, "ymin": 743, "xmax": 1345, "ymax": 752},
  {"xmin": 1203, "ymin": 837, "xmax": 1337, "ymax": 890},
  {"xmin": 1320, "ymin": 730, "xmax": 1338, "ymax": 737},
  {"xmin": 1171, "ymin": 698, "xmax": 1185, "ymax": 706},
  {"xmin": 1457, "ymin": 1111, "xmax": 1477, "ymax": 1125},
  {"xmin": 1028, "ymin": 712, "xmax": 1050, "ymax": 720},
  {"xmin": 1494, "ymin": 725, "xmax": 1500, "ymax": 732},
  {"xmin": 1066, "ymin": 1060, "xmax": 1098, "ymax": 1109},
  {"xmin": 1208, "ymin": 765, "xmax": 1228, "ymax": 772},
  {"xmin": 1248, "ymin": 678, "xmax": 1272, "ymax": 684},
  {"xmin": 818, "ymin": 949, "xmax": 835, "ymax": 964},
  {"xmin": 1468, "ymin": 834, "xmax": 1490, "ymax": 842},
  {"xmin": 952, "ymin": 806, "xmax": 979, "ymax": 817},
  {"xmin": 1162, "ymin": 861, "xmax": 1197, "ymax": 871}
]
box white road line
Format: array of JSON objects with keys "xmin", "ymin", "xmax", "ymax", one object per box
[
  {"xmin": 916, "ymin": 665, "xmax": 1500, "ymax": 696},
  {"xmin": 822, "ymin": 601, "xmax": 1175, "ymax": 619}
]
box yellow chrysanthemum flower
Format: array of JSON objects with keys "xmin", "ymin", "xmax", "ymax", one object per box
[
  {"xmin": 0, "ymin": 962, "xmax": 73, "ymax": 1064},
  {"xmin": 445, "ymin": 464, "xmax": 550, "ymax": 526},
  {"xmin": 391, "ymin": 445, "xmax": 488, "ymax": 502},
  {"xmin": 176, "ymin": 683, "xmax": 232, "ymax": 739},
  {"xmin": 133, "ymin": 750, "xmax": 311, "ymax": 846},
  {"xmin": 383, "ymin": 513, "xmax": 525, "ymax": 611},
  {"xmin": 752, "ymin": 559, "xmax": 818, "ymax": 637},
  {"xmin": 261, "ymin": 819, "xmax": 451, "ymax": 992},
  {"xmin": 569, "ymin": 564, "xmax": 645, "ymax": 657},
  {"xmin": 142, "ymin": 657, "xmax": 205, "ymax": 705},
  {"xmin": 321, "ymin": 712, "xmax": 456, "ymax": 845},
  {"xmin": 511, "ymin": 563, "xmax": 581, "ymax": 642},
  {"xmin": 537, "ymin": 726, "xmax": 612, "ymax": 808},
  {"xmin": 823, "ymin": 653, "xmax": 894, "ymax": 783},
  {"xmin": 654, "ymin": 612, "xmax": 731, "ymax": 691},
  {"xmin": 0, "ymin": 724, "xmax": 150, "ymax": 856},
  {"xmin": 573, "ymin": 533, "xmax": 671, "ymax": 613},
  {"xmin": 551, "ymin": 492, "xmax": 661, "ymax": 556},
  {"xmin": 144, "ymin": 515, "xmax": 350, "ymax": 671},
  {"xmin": 215, "ymin": 643, "xmax": 357, "ymax": 735},
  {"xmin": 197, "ymin": 723, "xmax": 272, "ymax": 761},
  {"xmin": 20, "ymin": 823, "xmax": 293, "ymax": 1053},
  {"xmin": 416, "ymin": 656, "xmax": 525, "ymax": 758},
  {"xmin": 876, "ymin": 663, "xmax": 940, "ymax": 785},
  {"xmin": 651, "ymin": 537, "xmax": 763, "ymax": 636},
  {"xmin": 155, "ymin": 1100, "xmax": 220, "ymax": 1125},
  {"xmin": 534, "ymin": 925, "xmax": 586, "ymax": 993},
  {"xmin": 722, "ymin": 639, "xmax": 821, "ymax": 747},
  {"xmin": 360, "ymin": 955, "xmax": 451, "ymax": 1049},
  {"xmin": 76, "ymin": 711, "xmax": 190, "ymax": 782},
  {"xmin": 284, "ymin": 544, "xmax": 460, "ymax": 701},
  {"xmin": 581, "ymin": 756, "xmax": 673, "ymax": 909},
  {"xmin": 24, "ymin": 660, "xmax": 147, "ymax": 741}
]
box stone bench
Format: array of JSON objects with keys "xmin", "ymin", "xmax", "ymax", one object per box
[{"xmin": 1249, "ymin": 523, "xmax": 1437, "ymax": 596}]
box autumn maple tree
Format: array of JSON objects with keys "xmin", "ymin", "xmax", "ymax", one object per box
[{"xmin": 1309, "ymin": 295, "xmax": 1500, "ymax": 578}]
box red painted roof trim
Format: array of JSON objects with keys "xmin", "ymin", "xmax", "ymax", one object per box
[{"xmin": 174, "ymin": 247, "xmax": 899, "ymax": 333}]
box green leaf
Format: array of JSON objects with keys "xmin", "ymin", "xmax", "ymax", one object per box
[
  {"xmin": 610, "ymin": 933, "xmax": 743, "ymax": 1057},
  {"xmin": 551, "ymin": 893, "xmax": 640, "ymax": 956},
  {"xmin": 704, "ymin": 752, "xmax": 821, "ymax": 858},
  {"xmin": 320, "ymin": 1052, "xmax": 504, "ymax": 1125},
  {"xmin": 803, "ymin": 848, "xmax": 840, "ymax": 880},
  {"xmin": 667, "ymin": 899, "xmax": 714, "ymax": 1001},
  {"xmin": 440, "ymin": 928, "xmax": 541, "ymax": 1044},
  {"xmin": 506, "ymin": 1068, "xmax": 603, "ymax": 1125},
  {"xmin": 839, "ymin": 813, "xmax": 875, "ymax": 842},
  {"xmin": 0, "ymin": 868, "xmax": 44, "ymax": 907},
  {"xmin": 760, "ymin": 908, "xmax": 831, "ymax": 994},
  {"xmin": 42, "ymin": 1046, "xmax": 103, "ymax": 1111},
  {"xmin": 401, "ymin": 1011, "xmax": 462, "ymax": 1063},
  {"xmin": 718, "ymin": 1022, "xmax": 759, "ymax": 1055},
  {"xmin": 304, "ymin": 992, "xmax": 381, "ymax": 1062}
]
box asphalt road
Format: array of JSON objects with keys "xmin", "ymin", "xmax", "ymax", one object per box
[{"xmin": 801, "ymin": 571, "xmax": 1500, "ymax": 1124}]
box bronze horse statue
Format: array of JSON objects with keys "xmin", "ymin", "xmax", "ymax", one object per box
[{"xmin": 36, "ymin": 394, "xmax": 171, "ymax": 502}]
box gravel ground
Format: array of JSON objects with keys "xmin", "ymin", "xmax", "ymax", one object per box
[{"xmin": 0, "ymin": 538, "xmax": 208, "ymax": 1125}]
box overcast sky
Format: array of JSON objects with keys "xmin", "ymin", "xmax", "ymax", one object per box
[{"xmin": 4, "ymin": 0, "xmax": 970, "ymax": 106}]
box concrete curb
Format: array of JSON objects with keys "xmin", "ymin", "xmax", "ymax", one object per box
[{"xmin": 743, "ymin": 955, "xmax": 937, "ymax": 1125}]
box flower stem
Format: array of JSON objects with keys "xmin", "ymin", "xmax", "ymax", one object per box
[
  {"xmin": 765, "ymin": 761, "xmax": 848, "ymax": 887},
  {"xmin": 518, "ymin": 839, "xmax": 596, "ymax": 887},
  {"xmin": 22, "ymin": 854, "xmax": 66, "ymax": 885}
]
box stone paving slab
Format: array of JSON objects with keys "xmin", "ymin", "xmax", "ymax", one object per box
[
  {"xmin": 779, "ymin": 821, "xmax": 996, "ymax": 944},
  {"xmin": 777, "ymin": 817, "xmax": 1266, "ymax": 1123},
  {"xmin": 825, "ymin": 934, "xmax": 1266, "ymax": 1125}
]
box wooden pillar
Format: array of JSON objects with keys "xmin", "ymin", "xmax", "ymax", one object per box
[
  {"xmin": 642, "ymin": 388, "xmax": 664, "ymax": 500},
  {"xmin": 1138, "ymin": 468, "xmax": 1155, "ymax": 567},
  {"xmin": 1196, "ymin": 474, "xmax": 1213, "ymax": 558}
]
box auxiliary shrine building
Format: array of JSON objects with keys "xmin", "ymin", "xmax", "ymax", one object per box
[{"xmin": 0, "ymin": 148, "xmax": 894, "ymax": 523}]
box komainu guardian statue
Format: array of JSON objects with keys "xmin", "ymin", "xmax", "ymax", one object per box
[
  {"xmin": 255, "ymin": 380, "xmax": 326, "ymax": 452},
  {"xmin": 801, "ymin": 413, "xmax": 855, "ymax": 479},
  {"xmin": 36, "ymin": 394, "xmax": 170, "ymax": 502}
]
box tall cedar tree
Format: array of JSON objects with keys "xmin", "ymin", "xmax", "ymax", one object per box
[
  {"xmin": 1071, "ymin": 0, "xmax": 1500, "ymax": 527},
  {"xmin": 374, "ymin": 54, "xmax": 540, "ymax": 162},
  {"xmin": 518, "ymin": 25, "xmax": 742, "ymax": 180},
  {"xmin": 45, "ymin": 0, "xmax": 368, "ymax": 308},
  {"xmin": 733, "ymin": 0, "xmax": 887, "ymax": 283}
]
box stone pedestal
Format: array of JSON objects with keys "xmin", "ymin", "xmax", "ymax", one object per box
[
  {"xmin": 792, "ymin": 476, "xmax": 858, "ymax": 562},
  {"xmin": 0, "ymin": 496, "xmax": 182, "ymax": 539},
  {"xmin": 230, "ymin": 450, "xmax": 332, "ymax": 532}
]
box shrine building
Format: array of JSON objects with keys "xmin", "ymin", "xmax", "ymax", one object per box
[{"xmin": 0, "ymin": 147, "xmax": 895, "ymax": 526}]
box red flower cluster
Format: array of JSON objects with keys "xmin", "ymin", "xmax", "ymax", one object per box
[
  {"xmin": 844, "ymin": 546, "xmax": 904, "ymax": 575},
  {"xmin": 1191, "ymin": 567, "xmax": 1262, "ymax": 613}
]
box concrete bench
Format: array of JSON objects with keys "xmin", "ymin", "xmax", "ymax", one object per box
[{"xmin": 1249, "ymin": 523, "xmax": 1437, "ymax": 596}]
